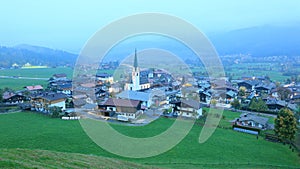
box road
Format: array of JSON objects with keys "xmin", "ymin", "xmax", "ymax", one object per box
[{"xmin": 0, "ymin": 75, "xmax": 49, "ymax": 80}]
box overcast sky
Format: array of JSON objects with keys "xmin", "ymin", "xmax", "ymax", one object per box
[{"xmin": 0, "ymin": 0, "xmax": 299, "ymax": 53}]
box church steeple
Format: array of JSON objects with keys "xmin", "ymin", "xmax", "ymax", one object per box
[{"xmin": 134, "ymin": 48, "xmax": 138, "ymax": 71}]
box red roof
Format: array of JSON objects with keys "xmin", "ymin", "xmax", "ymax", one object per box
[
  {"xmin": 25, "ymin": 85, "xmax": 43, "ymax": 91},
  {"xmin": 104, "ymin": 98, "xmax": 140, "ymax": 108}
]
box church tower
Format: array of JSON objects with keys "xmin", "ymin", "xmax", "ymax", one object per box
[
  {"xmin": 131, "ymin": 49, "xmax": 140, "ymax": 91},
  {"xmin": 125, "ymin": 49, "xmax": 150, "ymax": 91}
]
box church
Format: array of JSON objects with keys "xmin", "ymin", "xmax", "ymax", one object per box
[{"xmin": 125, "ymin": 49, "xmax": 151, "ymax": 91}]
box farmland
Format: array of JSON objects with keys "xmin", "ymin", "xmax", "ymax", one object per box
[{"xmin": 0, "ymin": 111, "xmax": 299, "ymax": 168}]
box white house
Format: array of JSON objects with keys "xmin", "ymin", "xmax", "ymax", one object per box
[{"xmin": 170, "ymin": 99, "xmax": 202, "ymax": 119}]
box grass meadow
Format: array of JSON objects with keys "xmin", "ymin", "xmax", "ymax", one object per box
[{"xmin": 0, "ymin": 111, "xmax": 299, "ymax": 168}]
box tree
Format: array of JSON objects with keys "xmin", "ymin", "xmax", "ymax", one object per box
[
  {"xmin": 238, "ymin": 86, "xmax": 246, "ymax": 97},
  {"xmin": 49, "ymin": 106, "xmax": 62, "ymax": 118},
  {"xmin": 249, "ymin": 98, "xmax": 268, "ymax": 112},
  {"xmin": 210, "ymin": 99, "xmax": 217, "ymax": 107},
  {"xmin": 230, "ymin": 98, "xmax": 241, "ymax": 110},
  {"xmin": 0, "ymin": 89, "xmax": 3, "ymax": 103},
  {"xmin": 277, "ymin": 87, "xmax": 291, "ymax": 100},
  {"xmin": 275, "ymin": 108, "xmax": 297, "ymax": 143}
]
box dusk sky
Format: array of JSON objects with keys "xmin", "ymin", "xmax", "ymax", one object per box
[{"xmin": 0, "ymin": 0, "xmax": 299, "ymax": 53}]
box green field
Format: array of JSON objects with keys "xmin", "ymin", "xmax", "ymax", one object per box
[
  {"xmin": 0, "ymin": 111, "xmax": 299, "ymax": 168},
  {"xmin": 0, "ymin": 67, "xmax": 73, "ymax": 90}
]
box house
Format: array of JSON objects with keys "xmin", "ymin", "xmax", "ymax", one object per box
[
  {"xmin": 25, "ymin": 85, "xmax": 43, "ymax": 93},
  {"xmin": 52, "ymin": 73, "xmax": 67, "ymax": 81},
  {"xmin": 266, "ymin": 98, "xmax": 297, "ymax": 112},
  {"xmin": 109, "ymin": 83, "xmax": 122, "ymax": 93},
  {"xmin": 170, "ymin": 99, "xmax": 202, "ymax": 119},
  {"xmin": 237, "ymin": 80, "xmax": 260, "ymax": 92},
  {"xmin": 101, "ymin": 98, "xmax": 142, "ymax": 121},
  {"xmin": 255, "ymin": 83, "xmax": 276, "ymax": 95},
  {"xmin": 181, "ymin": 86, "xmax": 199, "ymax": 99},
  {"xmin": 31, "ymin": 93, "xmax": 67, "ymax": 112},
  {"xmin": 199, "ymin": 90, "xmax": 211, "ymax": 104},
  {"xmin": 116, "ymin": 90, "xmax": 152, "ymax": 108},
  {"xmin": 225, "ymin": 90, "xmax": 237, "ymax": 103},
  {"xmin": 96, "ymin": 73, "xmax": 114, "ymax": 84},
  {"xmin": 57, "ymin": 83, "xmax": 72, "ymax": 95},
  {"xmin": 2, "ymin": 91, "xmax": 26, "ymax": 104},
  {"xmin": 231, "ymin": 113, "xmax": 270, "ymax": 130}
]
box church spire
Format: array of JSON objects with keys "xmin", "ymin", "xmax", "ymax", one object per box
[{"xmin": 134, "ymin": 48, "xmax": 138, "ymax": 71}]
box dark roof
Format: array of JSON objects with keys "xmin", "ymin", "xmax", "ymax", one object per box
[
  {"xmin": 236, "ymin": 113, "xmax": 268, "ymax": 125},
  {"xmin": 238, "ymin": 80, "xmax": 260, "ymax": 87},
  {"xmin": 96, "ymin": 73, "xmax": 112, "ymax": 78},
  {"xmin": 181, "ymin": 99, "xmax": 201, "ymax": 109},
  {"xmin": 57, "ymin": 83, "xmax": 72, "ymax": 90},
  {"xmin": 53, "ymin": 73, "xmax": 67, "ymax": 78},
  {"xmin": 103, "ymin": 98, "xmax": 140, "ymax": 108},
  {"xmin": 40, "ymin": 93, "xmax": 67, "ymax": 102}
]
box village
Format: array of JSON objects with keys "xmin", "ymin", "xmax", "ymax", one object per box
[{"xmin": 1, "ymin": 50, "xmax": 300, "ymax": 136}]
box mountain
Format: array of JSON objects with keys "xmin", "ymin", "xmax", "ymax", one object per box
[
  {"xmin": 209, "ymin": 24, "xmax": 300, "ymax": 56},
  {"xmin": 0, "ymin": 44, "xmax": 77, "ymax": 68}
]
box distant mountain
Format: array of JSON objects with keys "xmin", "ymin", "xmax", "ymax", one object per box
[
  {"xmin": 0, "ymin": 44, "xmax": 77, "ymax": 68},
  {"xmin": 209, "ymin": 25, "xmax": 300, "ymax": 56}
]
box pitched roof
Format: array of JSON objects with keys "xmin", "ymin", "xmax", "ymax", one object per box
[
  {"xmin": 2, "ymin": 92, "xmax": 16, "ymax": 100},
  {"xmin": 116, "ymin": 90, "xmax": 151, "ymax": 102},
  {"xmin": 25, "ymin": 85, "xmax": 43, "ymax": 91},
  {"xmin": 181, "ymin": 99, "xmax": 201, "ymax": 109},
  {"xmin": 40, "ymin": 93, "xmax": 67, "ymax": 102},
  {"xmin": 53, "ymin": 73, "xmax": 67, "ymax": 78},
  {"xmin": 104, "ymin": 98, "xmax": 140, "ymax": 108},
  {"xmin": 237, "ymin": 113, "xmax": 268, "ymax": 125}
]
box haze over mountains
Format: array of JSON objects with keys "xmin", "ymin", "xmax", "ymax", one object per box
[{"xmin": 0, "ymin": 25, "xmax": 299, "ymax": 68}]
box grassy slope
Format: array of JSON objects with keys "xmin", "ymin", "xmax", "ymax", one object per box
[
  {"xmin": 0, "ymin": 111, "xmax": 299, "ymax": 168},
  {"xmin": 0, "ymin": 148, "xmax": 157, "ymax": 169}
]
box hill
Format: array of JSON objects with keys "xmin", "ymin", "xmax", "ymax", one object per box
[
  {"xmin": 0, "ymin": 148, "xmax": 157, "ymax": 169},
  {"xmin": 209, "ymin": 24, "xmax": 300, "ymax": 56},
  {"xmin": 0, "ymin": 111, "xmax": 299, "ymax": 169},
  {"xmin": 0, "ymin": 44, "xmax": 77, "ymax": 68}
]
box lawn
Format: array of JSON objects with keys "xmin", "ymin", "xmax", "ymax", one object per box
[
  {"xmin": 0, "ymin": 67, "xmax": 74, "ymax": 78},
  {"xmin": 0, "ymin": 111, "xmax": 299, "ymax": 168},
  {"xmin": 0, "ymin": 78, "xmax": 48, "ymax": 90}
]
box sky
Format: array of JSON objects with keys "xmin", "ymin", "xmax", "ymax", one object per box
[{"xmin": 0, "ymin": 0, "xmax": 300, "ymax": 53}]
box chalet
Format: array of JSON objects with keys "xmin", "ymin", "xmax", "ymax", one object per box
[
  {"xmin": 52, "ymin": 73, "xmax": 67, "ymax": 80},
  {"xmin": 170, "ymin": 99, "xmax": 202, "ymax": 119},
  {"xmin": 266, "ymin": 98, "xmax": 297, "ymax": 112},
  {"xmin": 226, "ymin": 90, "xmax": 237, "ymax": 103},
  {"xmin": 96, "ymin": 73, "xmax": 114, "ymax": 84},
  {"xmin": 181, "ymin": 86, "xmax": 199, "ymax": 99},
  {"xmin": 101, "ymin": 98, "xmax": 142, "ymax": 121},
  {"xmin": 199, "ymin": 90, "xmax": 211, "ymax": 104},
  {"xmin": 255, "ymin": 83, "xmax": 276, "ymax": 94},
  {"xmin": 231, "ymin": 113, "xmax": 270, "ymax": 130},
  {"xmin": 57, "ymin": 83, "xmax": 72, "ymax": 95},
  {"xmin": 2, "ymin": 91, "xmax": 26, "ymax": 104},
  {"xmin": 237, "ymin": 80, "xmax": 260, "ymax": 92},
  {"xmin": 25, "ymin": 85, "xmax": 43, "ymax": 93},
  {"xmin": 30, "ymin": 93, "xmax": 67, "ymax": 112}
]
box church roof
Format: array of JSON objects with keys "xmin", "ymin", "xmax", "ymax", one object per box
[{"xmin": 117, "ymin": 90, "xmax": 151, "ymax": 102}]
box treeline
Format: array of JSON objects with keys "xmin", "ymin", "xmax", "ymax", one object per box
[{"xmin": 0, "ymin": 45, "xmax": 77, "ymax": 68}]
